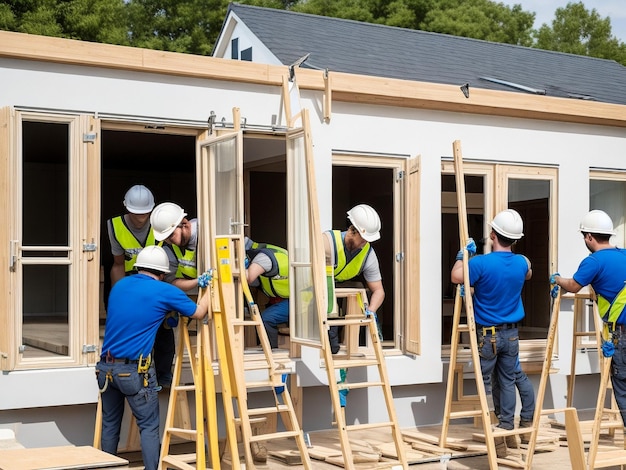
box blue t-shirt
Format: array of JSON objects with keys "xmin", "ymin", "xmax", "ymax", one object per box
[
  {"xmin": 573, "ymin": 248, "xmax": 626, "ymax": 323},
  {"xmin": 468, "ymin": 251, "xmax": 529, "ymax": 326},
  {"xmin": 102, "ymin": 274, "xmax": 198, "ymax": 359}
]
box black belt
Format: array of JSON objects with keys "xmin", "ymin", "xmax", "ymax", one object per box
[
  {"xmin": 478, "ymin": 323, "xmax": 517, "ymax": 335},
  {"xmin": 102, "ymin": 357, "xmax": 139, "ymax": 364}
]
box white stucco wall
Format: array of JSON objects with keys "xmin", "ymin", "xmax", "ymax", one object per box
[{"xmin": 1, "ymin": 55, "xmax": 626, "ymax": 432}]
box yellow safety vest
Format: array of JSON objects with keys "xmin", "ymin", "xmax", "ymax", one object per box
[
  {"xmin": 247, "ymin": 243, "xmax": 289, "ymax": 299},
  {"xmin": 598, "ymin": 283, "xmax": 626, "ymax": 325},
  {"xmin": 111, "ymin": 216, "xmax": 155, "ymax": 273},
  {"xmin": 172, "ymin": 245, "xmax": 197, "ymax": 279},
  {"xmin": 329, "ymin": 230, "xmax": 371, "ymax": 282}
]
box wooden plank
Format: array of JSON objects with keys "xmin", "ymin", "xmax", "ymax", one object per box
[{"xmin": 0, "ymin": 446, "xmax": 127, "ymax": 470}]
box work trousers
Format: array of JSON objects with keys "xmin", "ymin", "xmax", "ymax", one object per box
[
  {"xmin": 492, "ymin": 356, "xmax": 535, "ymax": 422},
  {"xmin": 477, "ymin": 326, "xmax": 519, "ymax": 430},
  {"xmin": 261, "ymin": 299, "xmax": 289, "ymax": 348},
  {"xmin": 610, "ymin": 331, "xmax": 626, "ymax": 425},
  {"xmin": 153, "ymin": 322, "xmax": 175, "ymax": 387},
  {"xmin": 96, "ymin": 361, "xmax": 160, "ymax": 470}
]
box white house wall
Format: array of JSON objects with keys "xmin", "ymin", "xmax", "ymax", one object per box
[{"xmin": 1, "ymin": 44, "xmax": 626, "ymax": 435}]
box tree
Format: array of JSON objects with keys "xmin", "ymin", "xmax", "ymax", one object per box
[
  {"xmin": 534, "ymin": 2, "xmax": 626, "ymax": 65},
  {"xmin": 420, "ymin": 0, "xmax": 535, "ymax": 46}
]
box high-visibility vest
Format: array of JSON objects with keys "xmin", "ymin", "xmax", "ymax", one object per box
[
  {"xmin": 111, "ymin": 216, "xmax": 155, "ymax": 273},
  {"xmin": 172, "ymin": 244, "xmax": 197, "ymax": 279},
  {"xmin": 598, "ymin": 283, "xmax": 626, "ymax": 325},
  {"xmin": 247, "ymin": 243, "xmax": 289, "ymax": 299},
  {"xmin": 329, "ymin": 230, "xmax": 371, "ymax": 282}
]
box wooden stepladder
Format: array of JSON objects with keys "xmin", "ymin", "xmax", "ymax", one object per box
[
  {"xmin": 159, "ymin": 302, "xmax": 221, "ymax": 470},
  {"xmin": 574, "ymin": 289, "xmax": 626, "ymax": 468},
  {"xmin": 322, "ymin": 289, "xmax": 408, "ymax": 469},
  {"xmin": 212, "ymin": 235, "xmax": 312, "ymax": 470},
  {"xmin": 440, "ymin": 140, "xmax": 500, "ymax": 468},
  {"xmin": 440, "ymin": 140, "xmax": 553, "ymax": 469}
]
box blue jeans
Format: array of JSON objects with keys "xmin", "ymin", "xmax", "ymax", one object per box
[
  {"xmin": 153, "ymin": 322, "xmax": 175, "ymax": 387},
  {"xmin": 492, "ymin": 357, "xmax": 535, "ymax": 422},
  {"xmin": 477, "ymin": 326, "xmax": 519, "ymax": 430},
  {"xmin": 611, "ymin": 331, "xmax": 626, "ymax": 425},
  {"xmin": 96, "ymin": 361, "xmax": 161, "ymax": 470},
  {"xmin": 261, "ymin": 299, "xmax": 289, "ymax": 348}
]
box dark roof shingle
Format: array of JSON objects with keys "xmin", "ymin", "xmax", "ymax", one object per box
[{"xmin": 223, "ymin": 3, "xmax": 626, "ymax": 105}]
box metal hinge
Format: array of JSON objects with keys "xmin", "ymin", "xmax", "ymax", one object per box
[
  {"xmin": 396, "ymin": 170, "xmax": 405, "ymax": 182},
  {"xmin": 83, "ymin": 242, "xmax": 97, "ymax": 252},
  {"xmin": 83, "ymin": 132, "xmax": 97, "ymax": 143},
  {"xmin": 207, "ymin": 111, "xmax": 216, "ymax": 135},
  {"xmin": 83, "ymin": 344, "xmax": 98, "ymax": 354},
  {"xmin": 396, "ymin": 252, "xmax": 404, "ymax": 262}
]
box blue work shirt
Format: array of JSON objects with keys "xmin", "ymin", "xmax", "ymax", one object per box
[
  {"xmin": 102, "ymin": 274, "xmax": 197, "ymax": 360},
  {"xmin": 468, "ymin": 251, "xmax": 529, "ymax": 326},
  {"xmin": 573, "ymin": 248, "xmax": 626, "ymax": 323}
]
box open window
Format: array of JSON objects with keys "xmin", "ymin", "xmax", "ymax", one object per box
[
  {"xmin": 0, "ymin": 108, "xmax": 100, "ymax": 370},
  {"xmin": 441, "ymin": 161, "xmax": 557, "ymax": 352}
]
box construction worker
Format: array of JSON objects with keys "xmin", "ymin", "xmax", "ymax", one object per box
[
  {"xmin": 451, "ymin": 209, "xmax": 533, "ymax": 457},
  {"xmin": 96, "ymin": 245, "xmax": 209, "ymax": 470},
  {"xmin": 245, "ymin": 237, "xmax": 289, "ymax": 349},
  {"xmin": 106, "ymin": 184, "xmax": 156, "ymax": 287},
  {"xmin": 323, "ymin": 203, "xmax": 385, "ymax": 353},
  {"xmin": 552, "ymin": 210, "xmax": 626, "ymax": 426},
  {"xmin": 149, "ymin": 202, "xmax": 206, "ymax": 388}
]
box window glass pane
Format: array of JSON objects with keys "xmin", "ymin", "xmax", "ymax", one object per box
[
  {"xmin": 22, "ymin": 121, "xmax": 69, "ymax": 246},
  {"xmin": 22, "ymin": 264, "xmax": 69, "ymax": 358},
  {"xmin": 508, "ymin": 178, "xmax": 550, "ymax": 339},
  {"xmin": 590, "ymin": 180, "xmax": 626, "ymax": 247},
  {"xmin": 289, "ymin": 134, "xmax": 319, "ymax": 342},
  {"xmin": 441, "ymin": 174, "xmax": 484, "ymax": 344},
  {"xmin": 214, "ymin": 137, "xmax": 238, "ymax": 235}
]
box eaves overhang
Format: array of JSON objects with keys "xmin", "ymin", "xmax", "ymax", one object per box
[{"xmin": 0, "ymin": 30, "xmax": 624, "ymax": 129}]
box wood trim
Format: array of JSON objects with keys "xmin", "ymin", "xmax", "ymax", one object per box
[{"xmin": 1, "ymin": 31, "xmax": 625, "ymax": 128}]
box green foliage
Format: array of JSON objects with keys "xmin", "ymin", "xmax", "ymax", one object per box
[
  {"xmin": 420, "ymin": 0, "xmax": 534, "ymax": 46},
  {"xmin": 534, "ymin": 2, "xmax": 626, "ymax": 66}
]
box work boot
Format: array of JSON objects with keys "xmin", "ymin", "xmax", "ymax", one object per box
[
  {"xmin": 250, "ymin": 441, "xmax": 267, "ymax": 463},
  {"xmin": 505, "ymin": 433, "xmax": 519, "ymax": 449},
  {"xmin": 494, "ymin": 436, "xmax": 508, "ymax": 458},
  {"xmin": 519, "ymin": 418, "xmax": 533, "ymax": 444}
]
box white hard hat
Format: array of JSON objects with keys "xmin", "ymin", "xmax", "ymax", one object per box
[
  {"xmin": 579, "ymin": 210, "xmax": 615, "ymax": 235},
  {"xmin": 347, "ymin": 204, "xmax": 381, "ymax": 242},
  {"xmin": 150, "ymin": 202, "xmax": 187, "ymax": 241},
  {"xmin": 134, "ymin": 245, "xmax": 170, "ymax": 273},
  {"xmin": 489, "ymin": 209, "xmax": 524, "ymax": 240},
  {"xmin": 123, "ymin": 185, "xmax": 155, "ymax": 214}
]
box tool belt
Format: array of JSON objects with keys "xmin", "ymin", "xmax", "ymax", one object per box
[
  {"xmin": 477, "ymin": 323, "xmax": 517, "ymax": 336},
  {"xmin": 103, "ymin": 357, "xmax": 140, "ymax": 364}
]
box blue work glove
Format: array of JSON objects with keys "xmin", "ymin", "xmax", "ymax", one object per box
[
  {"xmin": 459, "ymin": 284, "xmax": 465, "ymax": 298},
  {"xmin": 338, "ymin": 388, "xmax": 349, "ymax": 407},
  {"xmin": 197, "ymin": 270, "xmax": 212, "ymax": 288},
  {"xmin": 164, "ymin": 311, "xmax": 179, "ymax": 329},
  {"xmin": 602, "ymin": 340, "xmax": 615, "ymax": 358},
  {"xmin": 274, "ymin": 373, "xmax": 288, "ymax": 395},
  {"xmin": 456, "ymin": 238, "xmax": 477, "ymax": 260},
  {"xmin": 244, "ymin": 257, "xmax": 250, "ymax": 269},
  {"xmin": 549, "ymin": 272, "xmax": 560, "ymax": 285},
  {"xmin": 550, "ymin": 285, "xmax": 560, "ymax": 298}
]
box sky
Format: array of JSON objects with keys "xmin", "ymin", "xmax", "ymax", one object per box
[{"xmin": 498, "ymin": 0, "xmax": 626, "ymax": 43}]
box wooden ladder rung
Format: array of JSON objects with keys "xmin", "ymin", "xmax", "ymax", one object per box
[
  {"xmin": 331, "ymin": 359, "xmax": 379, "ymax": 368},
  {"xmin": 247, "ymin": 405, "xmax": 290, "ymax": 416},
  {"xmin": 166, "ymin": 428, "xmax": 199, "ymax": 440},
  {"xmin": 338, "ymin": 381, "xmax": 384, "ymax": 390},
  {"xmin": 448, "ymin": 409, "xmax": 483, "ymax": 419},
  {"xmin": 161, "ymin": 453, "xmax": 197, "ymax": 470},
  {"xmin": 250, "ymin": 430, "xmax": 301, "ymax": 442},
  {"xmin": 346, "ymin": 421, "xmax": 393, "ymax": 432},
  {"xmin": 327, "ymin": 318, "xmax": 372, "ymax": 327},
  {"xmin": 172, "ymin": 384, "xmax": 196, "ymax": 392}
]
